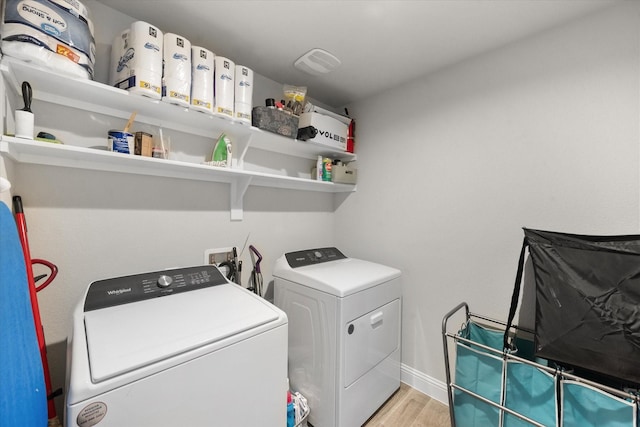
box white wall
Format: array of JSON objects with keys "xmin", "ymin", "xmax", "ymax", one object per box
[
  {"xmin": 2, "ymin": 0, "xmax": 337, "ymax": 416},
  {"xmin": 336, "ymin": 1, "xmax": 639, "ymax": 399}
]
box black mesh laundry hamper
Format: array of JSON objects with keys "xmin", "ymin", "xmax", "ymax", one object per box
[{"xmin": 505, "ymin": 228, "xmax": 640, "ymax": 386}]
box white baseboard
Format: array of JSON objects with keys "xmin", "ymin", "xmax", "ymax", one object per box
[{"xmin": 400, "ymin": 363, "xmax": 449, "ymax": 406}]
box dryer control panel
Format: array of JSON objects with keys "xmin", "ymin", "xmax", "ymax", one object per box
[
  {"xmin": 84, "ymin": 265, "xmax": 227, "ymax": 311},
  {"xmin": 285, "ymin": 247, "xmax": 347, "ymax": 268}
]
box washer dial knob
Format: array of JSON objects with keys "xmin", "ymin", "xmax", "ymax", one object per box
[{"xmin": 157, "ymin": 275, "xmax": 173, "ymax": 288}]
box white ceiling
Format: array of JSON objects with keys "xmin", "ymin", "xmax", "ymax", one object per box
[{"xmin": 96, "ymin": 0, "xmax": 619, "ymax": 108}]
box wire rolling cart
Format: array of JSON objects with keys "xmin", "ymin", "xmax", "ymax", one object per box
[{"xmin": 442, "ymin": 302, "xmax": 640, "ymax": 427}]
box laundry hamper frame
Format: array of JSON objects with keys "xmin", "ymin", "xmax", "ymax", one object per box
[{"xmin": 442, "ymin": 302, "xmax": 639, "ymax": 427}]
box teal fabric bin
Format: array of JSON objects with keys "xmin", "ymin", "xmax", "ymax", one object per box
[
  {"xmin": 451, "ymin": 320, "xmax": 638, "ymax": 427},
  {"xmin": 454, "ymin": 343, "xmax": 502, "ymax": 426},
  {"xmin": 504, "ymin": 360, "xmax": 557, "ymax": 427},
  {"xmin": 455, "ymin": 321, "xmax": 557, "ymax": 427},
  {"xmin": 561, "ymin": 380, "xmax": 636, "ymax": 427},
  {"xmin": 454, "ymin": 322, "xmax": 504, "ymax": 426}
]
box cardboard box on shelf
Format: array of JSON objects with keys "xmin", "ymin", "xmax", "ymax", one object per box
[
  {"xmin": 134, "ymin": 132, "xmax": 153, "ymax": 157},
  {"xmin": 298, "ymin": 105, "xmax": 350, "ymax": 151},
  {"xmin": 332, "ymin": 163, "xmax": 357, "ymax": 184}
]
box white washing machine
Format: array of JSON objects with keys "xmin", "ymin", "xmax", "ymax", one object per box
[
  {"xmin": 65, "ymin": 265, "xmax": 288, "ymax": 427},
  {"xmin": 273, "ymin": 247, "xmax": 402, "ymax": 427}
]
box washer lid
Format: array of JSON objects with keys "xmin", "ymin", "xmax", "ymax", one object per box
[
  {"xmin": 84, "ymin": 283, "xmax": 280, "ymax": 383},
  {"xmin": 273, "ymin": 255, "xmax": 401, "ymax": 297}
]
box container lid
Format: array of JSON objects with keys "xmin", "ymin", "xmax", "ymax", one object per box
[{"xmin": 84, "ymin": 283, "xmax": 280, "ymax": 383}]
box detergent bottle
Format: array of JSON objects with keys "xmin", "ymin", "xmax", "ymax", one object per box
[{"xmin": 287, "ymin": 391, "xmax": 295, "ymax": 427}]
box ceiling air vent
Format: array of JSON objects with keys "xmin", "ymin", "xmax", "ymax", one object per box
[{"xmin": 294, "ymin": 48, "xmax": 341, "ymax": 75}]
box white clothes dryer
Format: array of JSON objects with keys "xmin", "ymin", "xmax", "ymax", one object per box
[
  {"xmin": 65, "ymin": 265, "xmax": 288, "ymax": 427},
  {"xmin": 273, "ymin": 248, "xmax": 402, "ymax": 427}
]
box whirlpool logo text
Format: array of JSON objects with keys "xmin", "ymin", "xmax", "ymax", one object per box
[{"xmin": 107, "ymin": 288, "xmax": 132, "ymax": 296}]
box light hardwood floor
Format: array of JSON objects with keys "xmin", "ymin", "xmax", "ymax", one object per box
[{"xmin": 363, "ymin": 383, "xmax": 451, "ymax": 427}]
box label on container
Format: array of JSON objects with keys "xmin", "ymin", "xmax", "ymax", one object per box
[
  {"xmin": 216, "ymin": 106, "xmax": 233, "ymax": 117},
  {"xmin": 107, "ymin": 130, "xmax": 133, "ymax": 154},
  {"xmin": 7, "ymin": 0, "xmax": 95, "ymax": 61},
  {"xmin": 236, "ymin": 111, "xmax": 251, "ymax": 121},
  {"xmin": 192, "ymin": 98, "xmax": 211, "ymax": 109},
  {"xmin": 76, "ymin": 401, "xmax": 107, "ymax": 426}
]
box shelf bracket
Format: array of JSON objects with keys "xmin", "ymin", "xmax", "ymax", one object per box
[
  {"xmin": 230, "ymin": 176, "xmax": 252, "ymax": 221},
  {"xmin": 234, "ymin": 133, "xmax": 253, "ymax": 169}
]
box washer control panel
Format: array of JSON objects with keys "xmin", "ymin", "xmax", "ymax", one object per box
[
  {"xmin": 84, "ymin": 265, "xmax": 227, "ymax": 312},
  {"xmin": 285, "ymin": 247, "xmax": 347, "ymax": 268}
]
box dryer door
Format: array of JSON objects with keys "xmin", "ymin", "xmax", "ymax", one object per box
[{"xmin": 344, "ymin": 298, "xmax": 400, "ymax": 387}]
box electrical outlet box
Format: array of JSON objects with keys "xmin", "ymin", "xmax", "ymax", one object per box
[{"xmin": 204, "ymin": 247, "xmax": 234, "ymax": 266}]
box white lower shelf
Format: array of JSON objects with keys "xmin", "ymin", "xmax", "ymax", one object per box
[{"xmin": 0, "ymin": 137, "xmax": 356, "ymax": 220}]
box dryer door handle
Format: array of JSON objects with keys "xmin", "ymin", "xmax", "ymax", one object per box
[{"xmin": 370, "ymin": 311, "xmax": 383, "ymax": 327}]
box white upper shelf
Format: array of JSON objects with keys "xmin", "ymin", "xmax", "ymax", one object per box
[{"xmin": 0, "ymin": 56, "xmax": 356, "ymax": 162}]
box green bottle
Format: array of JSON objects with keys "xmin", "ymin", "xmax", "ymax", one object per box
[
  {"xmin": 322, "ymin": 158, "xmax": 332, "ymax": 182},
  {"xmin": 211, "ymin": 133, "xmax": 231, "ymax": 167}
]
